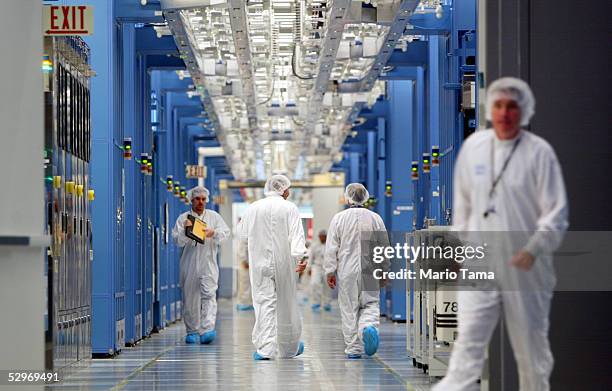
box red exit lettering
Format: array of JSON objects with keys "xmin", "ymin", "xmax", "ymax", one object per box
[{"xmin": 49, "ymin": 5, "xmax": 88, "ymax": 32}]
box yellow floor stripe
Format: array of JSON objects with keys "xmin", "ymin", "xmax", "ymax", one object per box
[
  {"xmin": 373, "ymin": 354, "xmax": 417, "ymax": 391},
  {"xmin": 110, "ymin": 345, "xmax": 175, "ymax": 391}
]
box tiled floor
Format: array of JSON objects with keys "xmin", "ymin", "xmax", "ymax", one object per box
[{"xmin": 47, "ymin": 298, "xmax": 434, "ymax": 390}]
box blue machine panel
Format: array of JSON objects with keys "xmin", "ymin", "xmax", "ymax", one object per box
[{"xmin": 86, "ymin": 0, "xmax": 125, "ymax": 356}]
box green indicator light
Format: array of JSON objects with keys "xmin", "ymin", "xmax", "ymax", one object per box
[
  {"xmin": 125, "ymin": 145, "xmax": 131, "ymax": 150},
  {"xmin": 142, "ymin": 159, "xmax": 148, "ymax": 164},
  {"xmin": 412, "ymin": 168, "xmax": 417, "ymax": 172},
  {"xmin": 424, "ymin": 159, "xmax": 429, "ymax": 163},
  {"xmin": 45, "ymin": 176, "xmax": 53, "ymax": 182}
]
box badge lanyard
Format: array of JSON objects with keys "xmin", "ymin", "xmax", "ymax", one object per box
[{"xmin": 483, "ymin": 137, "xmax": 521, "ymax": 218}]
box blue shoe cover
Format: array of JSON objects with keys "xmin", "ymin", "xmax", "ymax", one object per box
[
  {"xmin": 253, "ymin": 351, "xmax": 270, "ymax": 361},
  {"xmin": 347, "ymin": 353, "xmax": 362, "ymax": 359},
  {"xmin": 363, "ymin": 326, "xmax": 379, "ymax": 356},
  {"xmin": 200, "ymin": 330, "xmax": 216, "ymax": 344},
  {"xmin": 323, "ymin": 304, "xmax": 332, "ymax": 312},
  {"xmin": 296, "ymin": 341, "xmax": 305, "ymax": 357},
  {"xmin": 311, "ymin": 303, "xmax": 321, "ymax": 311},
  {"xmin": 236, "ymin": 304, "xmax": 254, "ymax": 311},
  {"xmin": 185, "ymin": 333, "xmax": 198, "ymax": 344}
]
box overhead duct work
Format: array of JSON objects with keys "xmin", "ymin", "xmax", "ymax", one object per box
[{"xmin": 161, "ymin": 0, "xmax": 419, "ymax": 180}]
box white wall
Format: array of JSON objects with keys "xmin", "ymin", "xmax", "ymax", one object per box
[
  {"xmin": 217, "ymin": 188, "xmax": 234, "ymax": 269},
  {"xmin": 217, "ymin": 188, "xmax": 234, "ymax": 298},
  {"xmin": 0, "ymin": 0, "xmax": 45, "ymax": 383},
  {"xmin": 312, "ymin": 187, "xmax": 344, "ymax": 239}
]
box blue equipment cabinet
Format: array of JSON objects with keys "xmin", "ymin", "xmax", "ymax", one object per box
[{"xmin": 86, "ymin": 0, "xmax": 126, "ymax": 356}]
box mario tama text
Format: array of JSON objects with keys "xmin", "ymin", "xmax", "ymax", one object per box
[
  {"xmin": 370, "ymin": 243, "xmax": 495, "ymax": 281},
  {"xmin": 373, "ymin": 267, "xmax": 494, "ymax": 281}
]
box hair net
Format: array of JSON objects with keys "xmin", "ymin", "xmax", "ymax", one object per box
[
  {"xmin": 264, "ymin": 174, "xmax": 291, "ymax": 196},
  {"xmin": 485, "ymin": 77, "xmax": 535, "ymax": 126},
  {"xmin": 344, "ymin": 183, "xmax": 370, "ymax": 206},
  {"xmin": 188, "ymin": 186, "xmax": 209, "ymax": 202}
]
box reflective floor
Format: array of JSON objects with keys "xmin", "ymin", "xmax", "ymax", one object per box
[{"xmin": 47, "ymin": 299, "xmax": 433, "ymax": 390}]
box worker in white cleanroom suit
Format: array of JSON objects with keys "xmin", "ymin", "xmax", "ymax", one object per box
[
  {"xmin": 309, "ymin": 230, "xmax": 333, "ymax": 312},
  {"xmin": 297, "ymin": 241, "xmax": 312, "ymax": 304},
  {"xmin": 172, "ymin": 186, "xmax": 230, "ymax": 344},
  {"xmin": 237, "ymin": 175, "xmax": 308, "ymax": 360},
  {"xmin": 324, "ymin": 183, "xmax": 389, "ymax": 359},
  {"xmin": 235, "ymin": 236, "xmax": 253, "ymax": 311},
  {"xmin": 432, "ymin": 77, "xmax": 569, "ymax": 391}
]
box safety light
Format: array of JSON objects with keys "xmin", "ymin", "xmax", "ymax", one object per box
[
  {"xmin": 123, "ymin": 138, "xmax": 132, "ymax": 160},
  {"xmin": 140, "ymin": 153, "xmax": 148, "ymax": 174},
  {"xmin": 432, "ymin": 146, "xmax": 440, "ymax": 166},
  {"xmin": 385, "ymin": 181, "xmax": 392, "ymax": 197},
  {"xmin": 42, "ymin": 55, "xmax": 53, "ymax": 72},
  {"xmin": 166, "ymin": 175, "xmax": 174, "ymax": 192},
  {"xmin": 422, "ymin": 153, "xmax": 431, "ymax": 174},
  {"xmin": 411, "ymin": 161, "xmax": 419, "ymax": 180},
  {"xmin": 174, "ymin": 181, "xmax": 181, "ymax": 197}
]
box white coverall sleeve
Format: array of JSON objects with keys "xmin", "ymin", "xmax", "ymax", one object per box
[
  {"xmin": 236, "ymin": 212, "xmax": 249, "ymax": 256},
  {"xmin": 452, "ymin": 142, "xmax": 472, "ymax": 232},
  {"xmin": 524, "ymin": 147, "xmax": 569, "ymax": 257},
  {"xmin": 211, "ymin": 212, "xmax": 231, "ymax": 243},
  {"xmin": 323, "ymin": 215, "xmax": 340, "ymax": 275},
  {"xmin": 375, "ymin": 215, "xmax": 391, "ymax": 274},
  {"xmin": 307, "ymin": 245, "xmax": 314, "ymax": 266},
  {"xmin": 172, "ymin": 214, "xmax": 192, "ymax": 248},
  {"xmin": 236, "ymin": 212, "xmax": 248, "ymax": 242},
  {"xmin": 288, "ymin": 205, "xmax": 307, "ymax": 261}
]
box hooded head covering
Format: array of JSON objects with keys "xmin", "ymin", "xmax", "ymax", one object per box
[{"xmin": 485, "ymin": 77, "xmax": 535, "ymax": 126}]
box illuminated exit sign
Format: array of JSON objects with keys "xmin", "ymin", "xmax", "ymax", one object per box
[
  {"xmin": 43, "ymin": 5, "xmax": 94, "ymax": 36},
  {"xmin": 185, "ymin": 165, "xmax": 206, "ymax": 179}
]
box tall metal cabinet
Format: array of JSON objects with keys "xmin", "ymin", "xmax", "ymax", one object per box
[{"xmin": 44, "ymin": 36, "xmax": 93, "ymax": 374}]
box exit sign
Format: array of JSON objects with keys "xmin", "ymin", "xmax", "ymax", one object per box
[
  {"xmin": 185, "ymin": 165, "xmax": 206, "ymax": 179},
  {"xmin": 43, "ymin": 5, "xmax": 94, "ymax": 36}
]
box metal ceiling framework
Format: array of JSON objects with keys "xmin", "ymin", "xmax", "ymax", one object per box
[{"xmin": 161, "ymin": 0, "xmax": 423, "ymax": 180}]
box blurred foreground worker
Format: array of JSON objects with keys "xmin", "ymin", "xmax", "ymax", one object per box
[
  {"xmin": 432, "ymin": 78, "xmax": 569, "ymax": 391},
  {"xmin": 324, "ymin": 183, "xmax": 389, "ymax": 359},
  {"xmin": 238, "ymin": 175, "xmax": 308, "ymax": 360},
  {"xmin": 309, "ymin": 230, "xmax": 333, "ymax": 312},
  {"xmin": 235, "ymin": 237, "xmax": 254, "ymax": 311},
  {"xmin": 298, "ymin": 241, "xmax": 312, "ymax": 303},
  {"xmin": 172, "ymin": 186, "xmax": 230, "ymax": 345}
]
